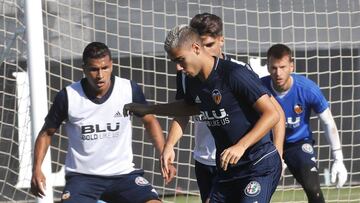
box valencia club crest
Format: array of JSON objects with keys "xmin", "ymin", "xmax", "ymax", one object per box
[
  {"xmin": 294, "ymin": 104, "xmax": 303, "ymax": 114},
  {"xmin": 212, "ymin": 89, "xmax": 222, "ymax": 105}
]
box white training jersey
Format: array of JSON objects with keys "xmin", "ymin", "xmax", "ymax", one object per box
[
  {"xmin": 192, "ymin": 120, "xmax": 217, "ymax": 166},
  {"xmin": 64, "ymin": 76, "xmax": 135, "ymax": 176}
]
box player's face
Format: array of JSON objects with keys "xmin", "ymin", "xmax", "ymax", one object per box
[
  {"xmin": 168, "ymin": 44, "xmax": 202, "ymax": 77},
  {"xmin": 200, "ymin": 35, "xmax": 224, "ymax": 58},
  {"xmin": 83, "ymin": 55, "xmax": 113, "ymax": 96},
  {"xmin": 267, "ymin": 55, "xmax": 294, "ymax": 91}
]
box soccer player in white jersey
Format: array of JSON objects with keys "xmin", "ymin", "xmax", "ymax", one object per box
[
  {"xmin": 261, "ymin": 44, "xmax": 348, "ymax": 203},
  {"xmin": 30, "ymin": 42, "xmax": 175, "ymax": 203},
  {"xmin": 124, "ymin": 13, "xmax": 285, "ymax": 203}
]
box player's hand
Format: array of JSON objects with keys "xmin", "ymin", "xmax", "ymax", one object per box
[
  {"xmin": 280, "ymin": 159, "xmax": 287, "ymax": 180},
  {"xmin": 123, "ymin": 103, "xmax": 151, "ymax": 117},
  {"xmin": 161, "ymin": 144, "xmax": 176, "ymax": 183},
  {"xmin": 331, "ymin": 160, "xmax": 348, "ymax": 188},
  {"xmin": 164, "ymin": 163, "xmax": 177, "ymax": 185},
  {"xmin": 30, "ymin": 169, "xmax": 46, "ymax": 198},
  {"xmin": 220, "ymin": 144, "xmax": 246, "ymax": 171}
]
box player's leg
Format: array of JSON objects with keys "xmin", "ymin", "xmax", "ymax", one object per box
[
  {"xmin": 100, "ymin": 170, "xmax": 160, "ymax": 203},
  {"xmin": 61, "ymin": 173, "xmax": 108, "ymax": 203},
  {"xmin": 210, "ymin": 151, "xmax": 281, "ymax": 203},
  {"xmin": 284, "ymin": 141, "xmax": 325, "ymax": 203},
  {"xmin": 195, "ymin": 160, "xmax": 217, "ymax": 203},
  {"xmin": 239, "ymin": 151, "xmax": 282, "ymax": 203}
]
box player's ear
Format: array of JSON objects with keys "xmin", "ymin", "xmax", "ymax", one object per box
[
  {"xmin": 81, "ymin": 63, "xmax": 87, "ymax": 71},
  {"xmin": 266, "ymin": 62, "xmax": 271, "ymax": 73},
  {"xmin": 266, "ymin": 58, "xmax": 272, "ymax": 73},
  {"xmin": 290, "ymin": 57, "xmax": 294, "ymax": 72},
  {"xmin": 192, "ymin": 42, "xmax": 201, "ymax": 55},
  {"xmin": 218, "ymin": 36, "xmax": 224, "ymax": 46}
]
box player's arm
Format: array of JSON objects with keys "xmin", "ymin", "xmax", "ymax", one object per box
[
  {"xmin": 318, "ymin": 108, "xmax": 347, "ymax": 188},
  {"xmin": 31, "ymin": 127, "xmax": 56, "ymax": 197},
  {"xmin": 220, "ymin": 94, "xmax": 279, "ymax": 171},
  {"xmin": 140, "ymin": 113, "xmax": 176, "ymax": 184},
  {"xmin": 308, "ymin": 80, "xmax": 347, "ymax": 187},
  {"xmin": 160, "ymin": 72, "xmax": 196, "ymax": 176},
  {"xmin": 161, "ymin": 116, "xmax": 190, "ymax": 180},
  {"xmin": 124, "ymin": 72, "xmax": 199, "ymax": 117},
  {"xmin": 142, "ymin": 114, "xmax": 166, "ymax": 154},
  {"xmin": 123, "ymin": 100, "xmax": 200, "ymax": 117},
  {"xmin": 31, "ymin": 89, "xmax": 67, "ymax": 197},
  {"xmin": 130, "ymin": 81, "xmax": 177, "ymax": 183},
  {"xmin": 269, "ymin": 96, "xmax": 285, "ymax": 157}
]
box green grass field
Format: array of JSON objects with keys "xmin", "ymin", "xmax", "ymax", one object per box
[{"xmin": 162, "ymin": 187, "xmax": 360, "ymax": 203}]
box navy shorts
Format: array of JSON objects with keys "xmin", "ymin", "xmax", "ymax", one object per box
[
  {"xmin": 195, "ymin": 160, "xmax": 217, "ymax": 203},
  {"xmin": 60, "ymin": 170, "xmax": 159, "ymax": 203},
  {"xmin": 284, "ymin": 140, "xmax": 320, "ymax": 186},
  {"xmin": 210, "ymin": 150, "xmax": 281, "ymax": 203}
]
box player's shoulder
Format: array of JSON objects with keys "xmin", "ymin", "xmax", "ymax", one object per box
[
  {"xmin": 66, "ymin": 80, "xmax": 82, "ymax": 93},
  {"xmin": 293, "ymin": 74, "xmax": 319, "ymax": 89},
  {"xmin": 260, "ymin": 75, "xmax": 272, "ymax": 87},
  {"xmin": 54, "ymin": 87, "xmax": 68, "ymax": 102},
  {"xmin": 113, "ymin": 76, "xmax": 134, "ymax": 89},
  {"xmin": 114, "ymin": 75, "xmax": 130, "ymax": 83},
  {"xmin": 219, "ymin": 58, "xmax": 251, "ymax": 74},
  {"xmin": 293, "ymin": 74, "xmax": 325, "ymax": 100}
]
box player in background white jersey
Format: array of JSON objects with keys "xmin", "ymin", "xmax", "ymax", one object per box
[
  {"xmin": 30, "ymin": 42, "xmax": 175, "ymax": 203},
  {"xmin": 261, "ymin": 44, "xmax": 348, "ymax": 203},
  {"xmin": 124, "ymin": 13, "xmax": 285, "ymax": 203}
]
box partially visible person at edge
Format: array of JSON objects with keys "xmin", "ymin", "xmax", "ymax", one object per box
[
  {"xmin": 261, "ymin": 43, "xmax": 348, "ymax": 203},
  {"xmin": 30, "ymin": 42, "xmax": 175, "ymax": 203}
]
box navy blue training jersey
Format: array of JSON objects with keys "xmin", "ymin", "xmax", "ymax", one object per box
[
  {"xmin": 261, "ymin": 74, "xmax": 329, "ymax": 144},
  {"xmin": 43, "ymin": 75, "xmax": 147, "ymax": 129},
  {"xmin": 183, "ymin": 57, "xmax": 276, "ymax": 181},
  {"xmin": 176, "ymin": 53, "xmax": 254, "ymax": 100}
]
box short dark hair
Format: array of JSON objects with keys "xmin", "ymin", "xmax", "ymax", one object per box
[
  {"xmin": 190, "ymin": 13, "xmax": 223, "ymax": 37},
  {"xmin": 82, "ymin": 42, "xmax": 112, "ymax": 65},
  {"xmin": 267, "ymin": 44, "xmax": 293, "ymax": 61}
]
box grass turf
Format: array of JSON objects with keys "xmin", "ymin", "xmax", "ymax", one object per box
[{"xmin": 162, "ymin": 187, "xmax": 360, "ymax": 203}]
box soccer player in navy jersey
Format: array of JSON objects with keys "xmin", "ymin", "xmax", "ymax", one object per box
[
  {"xmin": 261, "ymin": 44, "xmax": 348, "ymax": 203},
  {"xmin": 160, "ymin": 25, "xmax": 281, "ymax": 202},
  {"xmin": 178, "ymin": 13, "xmax": 285, "ymax": 203},
  {"xmin": 30, "ymin": 42, "xmax": 175, "ymax": 203},
  {"xmin": 124, "ymin": 13, "xmax": 285, "ymax": 203}
]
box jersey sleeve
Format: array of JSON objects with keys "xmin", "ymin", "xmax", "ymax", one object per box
[
  {"xmin": 43, "ymin": 88, "xmax": 68, "ymax": 129},
  {"xmin": 175, "ymin": 71, "xmax": 186, "ymax": 100},
  {"xmin": 130, "ymin": 80, "xmax": 147, "ymax": 104},
  {"xmin": 306, "ymin": 81, "xmax": 329, "ymax": 114},
  {"xmin": 228, "ymin": 65, "xmax": 271, "ymax": 105}
]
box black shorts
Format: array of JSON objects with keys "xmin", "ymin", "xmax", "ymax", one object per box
[{"xmin": 195, "ymin": 160, "xmax": 217, "ymax": 203}]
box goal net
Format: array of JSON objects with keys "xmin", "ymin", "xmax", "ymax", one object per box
[{"xmin": 0, "ymin": 0, "xmax": 359, "ymax": 202}]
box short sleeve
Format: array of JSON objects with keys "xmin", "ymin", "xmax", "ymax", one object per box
[
  {"xmin": 43, "ymin": 88, "xmax": 68, "ymax": 129},
  {"xmin": 306, "ymin": 81, "xmax": 329, "ymax": 114},
  {"xmin": 130, "ymin": 80, "xmax": 147, "ymax": 104},
  {"xmin": 228, "ymin": 65, "xmax": 271, "ymax": 105}
]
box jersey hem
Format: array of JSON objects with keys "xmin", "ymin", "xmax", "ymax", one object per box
[{"xmin": 193, "ymin": 156, "xmax": 216, "ymax": 166}]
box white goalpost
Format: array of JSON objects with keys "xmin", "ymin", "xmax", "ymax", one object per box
[
  {"xmin": 0, "ymin": 0, "xmax": 359, "ymax": 202},
  {"xmin": 25, "ymin": 0, "xmax": 53, "ymax": 201}
]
